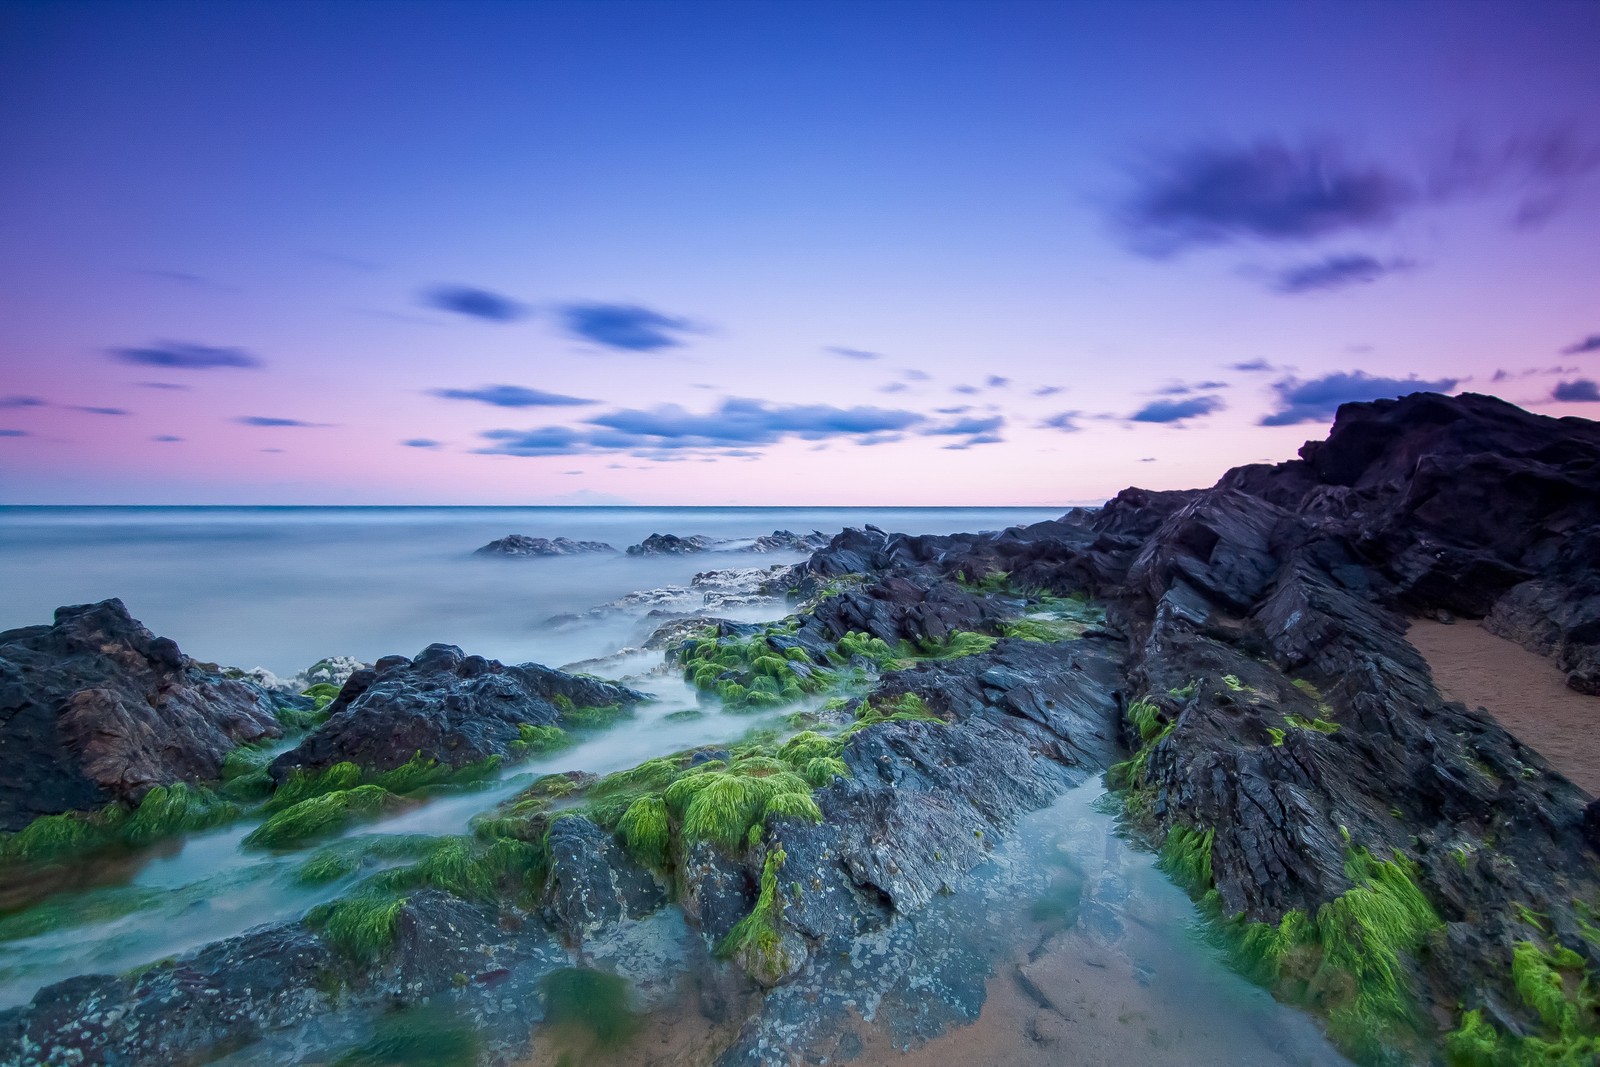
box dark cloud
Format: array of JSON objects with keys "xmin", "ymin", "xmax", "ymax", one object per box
[
  {"xmin": 151, "ymin": 435, "xmax": 183, "ymax": 442},
  {"xmin": 1155, "ymin": 380, "xmax": 1229, "ymax": 395},
  {"xmin": 562, "ymin": 303, "xmax": 693, "ymax": 351},
  {"xmin": 826, "ymin": 346, "xmax": 881, "ymax": 361},
  {"xmin": 0, "ymin": 428, "xmax": 28, "ymax": 437},
  {"xmin": 0, "ymin": 395, "xmax": 46, "ymax": 408},
  {"xmin": 402, "ymin": 438, "xmax": 442, "ymax": 449},
  {"xmin": 429, "ymin": 385, "xmax": 595, "ymax": 408},
  {"xmin": 1553, "ymin": 379, "xmax": 1600, "ymax": 402},
  {"xmin": 136, "ymin": 381, "xmax": 190, "ymax": 390},
  {"xmin": 1039, "ymin": 411, "xmax": 1083, "ymax": 432},
  {"xmin": 935, "ymin": 405, "xmax": 972, "ymax": 415},
  {"xmin": 479, "ymin": 398, "xmax": 926, "ymax": 458},
  {"xmin": 422, "ymin": 285, "xmax": 525, "ymax": 322},
  {"xmin": 1228, "ymin": 359, "xmax": 1276, "ymax": 372},
  {"xmin": 235, "ymin": 416, "xmax": 328, "ymax": 427},
  {"xmin": 1032, "ymin": 385, "xmax": 1063, "ymax": 397},
  {"xmin": 1429, "ymin": 128, "xmax": 1600, "ymax": 228},
  {"xmin": 1260, "ymin": 370, "xmax": 1457, "ymax": 426},
  {"xmin": 111, "ymin": 342, "xmax": 262, "ymax": 369},
  {"xmin": 1561, "ymin": 335, "xmax": 1600, "ymax": 355},
  {"xmin": 985, "ymin": 375, "xmax": 1010, "ymax": 388},
  {"xmin": 1120, "ymin": 139, "xmax": 1413, "ymax": 254},
  {"xmin": 74, "ymin": 406, "xmax": 131, "ymax": 416},
  {"xmin": 1130, "ymin": 395, "xmax": 1226, "ymax": 424},
  {"xmin": 951, "ymin": 384, "xmax": 980, "ymax": 395},
  {"xmin": 923, "ymin": 415, "xmax": 1005, "ymax": 437},
  {"xmin": 1270, "ymin": 253, "xmax": 1411, "ymax": 294}
]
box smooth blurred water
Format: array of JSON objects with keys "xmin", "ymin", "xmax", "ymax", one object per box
[{"xmin": 0, "ymin": 506, "xmax": 1061, "ymax": 674}]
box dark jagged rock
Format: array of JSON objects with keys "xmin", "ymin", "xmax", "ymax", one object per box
[
  {"xmin": 0, "ymin": 890, "xmax": 568, "ymax": 1067},
  {"xmin": 269, "ymin": 643, "xmax": 647, "ymax": 780},
  {"xmin": 473, "ymin": 534, "xmax": 615, "ymax": 557},
  {"xmin": 542, "ymin": 815, "xmax": 668, "ymax": 941},
  {"xmin": 0, "ymin": 599, "xmax": 287, "ymax": 830},
  {"xmin": 624, "ymin": 530, "xmax": 832, "ymax": 556}
]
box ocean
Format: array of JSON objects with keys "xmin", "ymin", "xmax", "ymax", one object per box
[{"xmin": 0, "ymin": 506, "xmax": 1063, "ymax": 676}]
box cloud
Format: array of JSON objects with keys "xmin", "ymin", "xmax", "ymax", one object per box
[
  {"xmin": 951, "ymin": 384, "xmax": 980, "ymax": 395},
  {"xmin": 136, "ymin": 381, "xmax": 190, "ymax": 390},
  {"xmin": 1130, "ymin": 395, "xmax": 1226, "ymax": 424},
  {"xmin": 151, "ymin": 435, "xmax": 183, "ymax": 442},
  {"xmin": 1260, "ymin": 370, "xmax": 1458, "ymax": 425},
  {"xmin": 1429, "ymin": 127, "xmax": 1600, "ymax": 228},
  {"xmin": 924, "ymin": 415, "xmax": 1005, "ymax": 437},
  {"xmin": 562, "ymin": 303, "xmax": 693, "ymax": 351},
  {"xmin": 935, "ymin": 405, "xmax": 972, "ymax": 414},
  {"xmin": 0, "ymin": 395, "xmax": 46, "ymax": 408},
  {"xmin": 902, "ymin": 369, "xmax": 932, "ymax": 382},
  {"xmin": 74, "ymin": 406, "xmax": 131, "ymax": 416},
  {"xmin": 1553, "ymin": 379, "xmax": 1600, "ymax": 402},
  {"xmin": 1120, "ymin": 139, "xmax": 1413, "ymax": 254},
  {"xmin": 111, "ymin": 342, "xmax": 261, "ymax": 369},
  {"xmin": 402, "ymin": 438, "xmax": 443, "ymax": 448},
  {"xmin": 878, "ymin": 382, "xmax": 909, "ymax": 394},
  {"xmin": 1228, "ymin": 359, "xmax": 1276, "ymax": 372},
  {"xmin": 943, "ymin": 432, "xmax": 1004, "ymax": 450},
  {"xmin": 235, "ymin": 416, "xmax": 328, "ymax": 427},
  {"xmin": 422, "ymin": 285, "xmax": 525, "ymax": 322},
  {"xmin": 0, "ymin": 428, "xmax": 28, "ymax": 437},
  {"xmin": 1561, "ymin": 335, "xmax": 1600, "ymax": 355},
  {"xmin": 479, "ymin": 398, "xmax": 927, "ymax": 458},
  {"xmin": 986, "ymin": 375, "xmax": 1010, "ymax": 388},
  {"xmin": 1039, "ymin": 411, "xmax": 1083, "ymax": 432},
  {"xmin": 1270, "ymin": 253, "xmax": 1411, "ymax": 294},
  {"xmin": 1032, "ymin": 385, "xmax": 1063, "ymax": 397},
  {"xmin": 430, "ymin": 384, "xmax": 596, "ymax": 408},
  {"xmin": 826, "ymin": 346, "xmax": 881, "ymax": 361},
  {"xmin": 1155, "ymin": 380, "xmax": 1229, "ymax": 395}
]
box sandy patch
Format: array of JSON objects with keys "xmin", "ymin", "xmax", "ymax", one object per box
[{"xmin": 1409, "ymin": 618, "xmax": 1600, "ymax": 795}]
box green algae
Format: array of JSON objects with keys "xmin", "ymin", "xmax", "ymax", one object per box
[
  {"xmin": 307, "ymin": 890, "xmax": 407, "ymax": 963},
  {"xmin": 331, "ymin": 1002, "xmax": 482, "ymax": 1067},
  {"xmin": 1443, "ymin": 942, "xmax": 1600, "ymax": 1066},
  {"xmin": 539, "ymin": 967, "xmax": 641, "ymax": 1050},
  {"xmin": 0, "ymin": 782, "xmax": 240, "ymax": 864},
  {"xmin": 1285, "ymin": 713, "xmax": 1341, "ymax": 736},
  {"xmin": 245, "ymin": 784, "xmax": 401, "ymax": 848},
  {"xmin": 716, "ymin": 847, "xmax": 794, "ymax": 984}
]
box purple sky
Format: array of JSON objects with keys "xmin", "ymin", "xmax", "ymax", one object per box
[{"xmin": 1, "ymin": 0, "xmax": 1597, "ymax": 505}]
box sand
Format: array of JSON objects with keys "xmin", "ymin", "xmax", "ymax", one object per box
[{"xmin": 1408, "ymin": 618, "xmax": 1600, "ymax": 796}]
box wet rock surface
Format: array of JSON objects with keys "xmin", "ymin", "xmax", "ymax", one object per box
[
  {"xmin": 625, "ymin": 530, "xmax": 831, "ymax": 556},
  {"xmin": 473, "ymin": 534, "xmax": 615, "ymax": 557},
  {"xmin": 269, "ymin": 643, "xmax": 647, "ymax": 779},
  {"xmin": 0, "ymin": 599, "xmax": 289, "ymax": 830}
]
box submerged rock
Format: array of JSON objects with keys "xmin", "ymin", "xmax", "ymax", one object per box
[
  {"xmin": 269, "ymin": 643, "xmax": 648, "ymax": 780},
  {"xmin": 624, "ymin": 530, "xmax": 831, "ymax": 556},
  {"xmin": 473, "ymin": 534, "xmax": 615, "ymax": 557},
  {"xmin": 0, "ymin": 599, "xmax": 288, "ymax": 830}
]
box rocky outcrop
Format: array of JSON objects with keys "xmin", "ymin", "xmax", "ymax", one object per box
[
  {"xmin": 624, "ymin": 530, "xmax": 831, "ymax": 556},
  {"xmin": 473, "ymin": 534, "xmax": 615, "ymax": 557},
  {"xmin": 269, "ymin": 643, "xmax": 647, "ymax": 780},
  {"xmin": 0, "ymin": 599, "xmax": 288, "ymax": 830}
]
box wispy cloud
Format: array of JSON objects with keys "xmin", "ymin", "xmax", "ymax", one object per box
[
  {"xmin": 1039, "ymin": 411, "xmax": 1083, "ymax": 432},
  {"xmin": 825, "ymin": 346, "xmax": 881, "ymax": 361},
  {"xmin": 151, "ymin": 435, "xmax": 183, "ymax": 442},
  {"xmin": 73, "ymin": 406, "xmax": 131, "ymax": 416},
  {"xmin": 0, "ymin": 395, "xmax": 46, "ymax": 408},
  {"xmin": 479, "ymin": 397, "xmax": 926, "ymax": 457},
  {"xmin": 1553, "ymin": 379, "xmax": 1600, "ymax": 402},
  {"xmin": 402, "ymin": 438, "xmax": 443, "ymax": 448},
  {"xmin": 1119, "ymin": 138, "xmax": 1413, "ymax": 254},
  {"xmin": 985, "ymin": 375, "xmax": 1010, "ymax": 388},
  {"xmin": 0, "ymin": 429, "xmax": 28, "ymax": 437},
  {"xmin": 1269, "ymin": 253, "xmax": 1412, "ymax": 294},
  {"xmin": 1228, "ymin": 359, "xmax": 1277, "ymax": 372},
  {"xmin": 136, "ymin": 381, "xmax": 190, "ymax": 390},
  {"xmin": 111, "ymin": 342, "xmax": 262, "ymax": 369},
  {"xmin": 422, "ymin": 285, "xmax": 525, "ymax": 322},
  {"xmin": 1033, "ymin": 385, "xmax": 1063, "ymax": 397},
  {"xmin": 1260, "ymin": 370, "xmax": 1457, "ymax": 426},
  {"xmin": 1130, "ymin": 395, "xmax": 1225, "ymax": 424},
  {"xmin": 429, "ymin": 384, "xmax": 596, "ymax": 408},
  {"xmin": 561, "ymin": 303, "xmax": 694, "ymax": 351},
  {"xmin": 1561, "ymin": 335, "xmax": 1600, "ymax": 355},
  {"xmin": 235, "ymin": 416, "xmax": 329, "ymax": 427},
  {"xmin": 923, "ymin": 415, "xmax": 1005, "ymax": 437}
]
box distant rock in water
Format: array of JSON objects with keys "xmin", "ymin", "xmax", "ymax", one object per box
[
  {"xmin": 0, "ymin": 599, "xmax": 288, "ymax": 830},
  {"xmin": 229, "ymin": 654, "xmax": 368, "ymax": 694},
  {"xmin": 268, "ymin": 643, "xmax": 648, "ymax": 781},
  {"xmin": 473, "ymin": 534, "xmax": 615, "ymax": 557},
  {"xmin": 625, "ymin": 529, "xmax": 831, "ymax": 556}
]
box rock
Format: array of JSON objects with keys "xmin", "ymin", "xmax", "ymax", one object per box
[
  {"xmin": 473, "ymin": 534, "xmax": 615, "ymax": 557},
  {"xmin": 542, "ymin": 816, "xmax": 668, "ymax": 941},
  {"xmin": 624, "ymin": 531, "xmax": 833, "ymax": 556},
  {"xmin": 627, "ymin": 532, "xmax": 719, "ymax": 556},
  {"xmin": 0, "ymin": 599, "xmax": 286, "ymax": 830},
  {"xmin": 269, "ymin": 643, "xmax": 647, "ymax": 779}
]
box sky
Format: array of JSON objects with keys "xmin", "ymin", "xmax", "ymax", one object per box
[{"xmin": 0, "ymin": 0, "xmax": 1597, "ymax": 506}]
